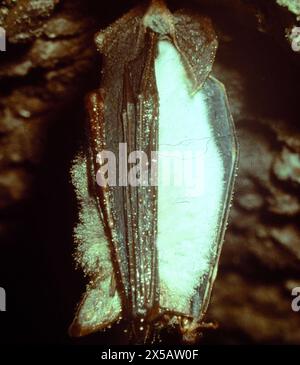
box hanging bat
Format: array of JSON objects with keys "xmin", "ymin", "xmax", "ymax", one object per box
[{"xmin": 69, "ymin": 0, "xmax": 238, "ymax": 343}]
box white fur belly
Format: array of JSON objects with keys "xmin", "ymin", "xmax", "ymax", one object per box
[{"xmin": 155, "ymin": 40, "xmax": 224, "ymax": 314}]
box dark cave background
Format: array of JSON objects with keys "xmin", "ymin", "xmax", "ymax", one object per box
[{"xmin": 0, "ymin": 0, "xmax": 300, "ymax": 345}]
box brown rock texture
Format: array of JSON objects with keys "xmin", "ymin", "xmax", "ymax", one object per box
[
  {"xmin": 202, "ymin": 0, "xmax": 300, "ymax": 344},
  {"xmin": 0, "ymin": 0, "xmax": 96, "ymax": 236},
  {"xmin": 0, "ymin": 0, "xmax": 299, "ymax": 344}
]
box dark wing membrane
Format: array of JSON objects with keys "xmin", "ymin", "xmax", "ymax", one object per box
[
  {"xmin": 88, "ymin": 10, "xmax": 147, "ymax": 309},
  {"xmin": 94, "ymin": 5, "xmax": 147, "ymax": 57},
  {"xmin": 86, "ymin": 91, "xmax": 130, "ymax": 300},
  {"xmin": 89, "ymin": 6, "xmax": 160, "ymax": 318},
  {"xmin": 189, "ymin": 77, "xmax": 238, "ymax": 320},
  {"xmin": 122, "ymin": 31, "xmax": 160, "ymax": 318},
  {"xmin": 173, "ymin": 11, "xmax": 218, "ymax": 94}
]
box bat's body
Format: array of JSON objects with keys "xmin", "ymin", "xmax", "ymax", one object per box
[{"xmin": 69, "ymin": 0, "xmax": 238, "ymax": 343}]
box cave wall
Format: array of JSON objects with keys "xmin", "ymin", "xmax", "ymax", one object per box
[{"xmin": 0, "ymin": 0, "xmax": 299, "ymax": 344}]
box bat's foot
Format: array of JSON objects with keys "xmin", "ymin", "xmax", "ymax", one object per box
[
  {"xmin": 179, "ymin": 317, "xmax": 218, "ymax": 343},
  {"xmin": 161, "ymin": 315, "xmax": 218, "ymax": 344},
  {"xmin": 129, "ymin": 317, "xmax": 155, "ymax": 345}
]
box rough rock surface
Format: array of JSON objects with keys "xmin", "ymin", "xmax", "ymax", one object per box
[
  {"xmin": 0, "ymin": 0, "xmax": 299, "ymax": 344},
  {"xmin": 202, "ymin": 0, "xmax": 300, "ymax": 344},
  {"xmin": 0, "ymin": 0, "xmax": 96, "ymax": 233}
]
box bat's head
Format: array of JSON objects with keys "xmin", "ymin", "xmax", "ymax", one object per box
[{"xmin": 143, "ymin": 0, "xmax": 175, "ymax": 37}]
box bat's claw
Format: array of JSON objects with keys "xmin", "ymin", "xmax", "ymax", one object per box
[{"xmin": 179, "ymin": 317, "xmax": 218, "ymax": 344}]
